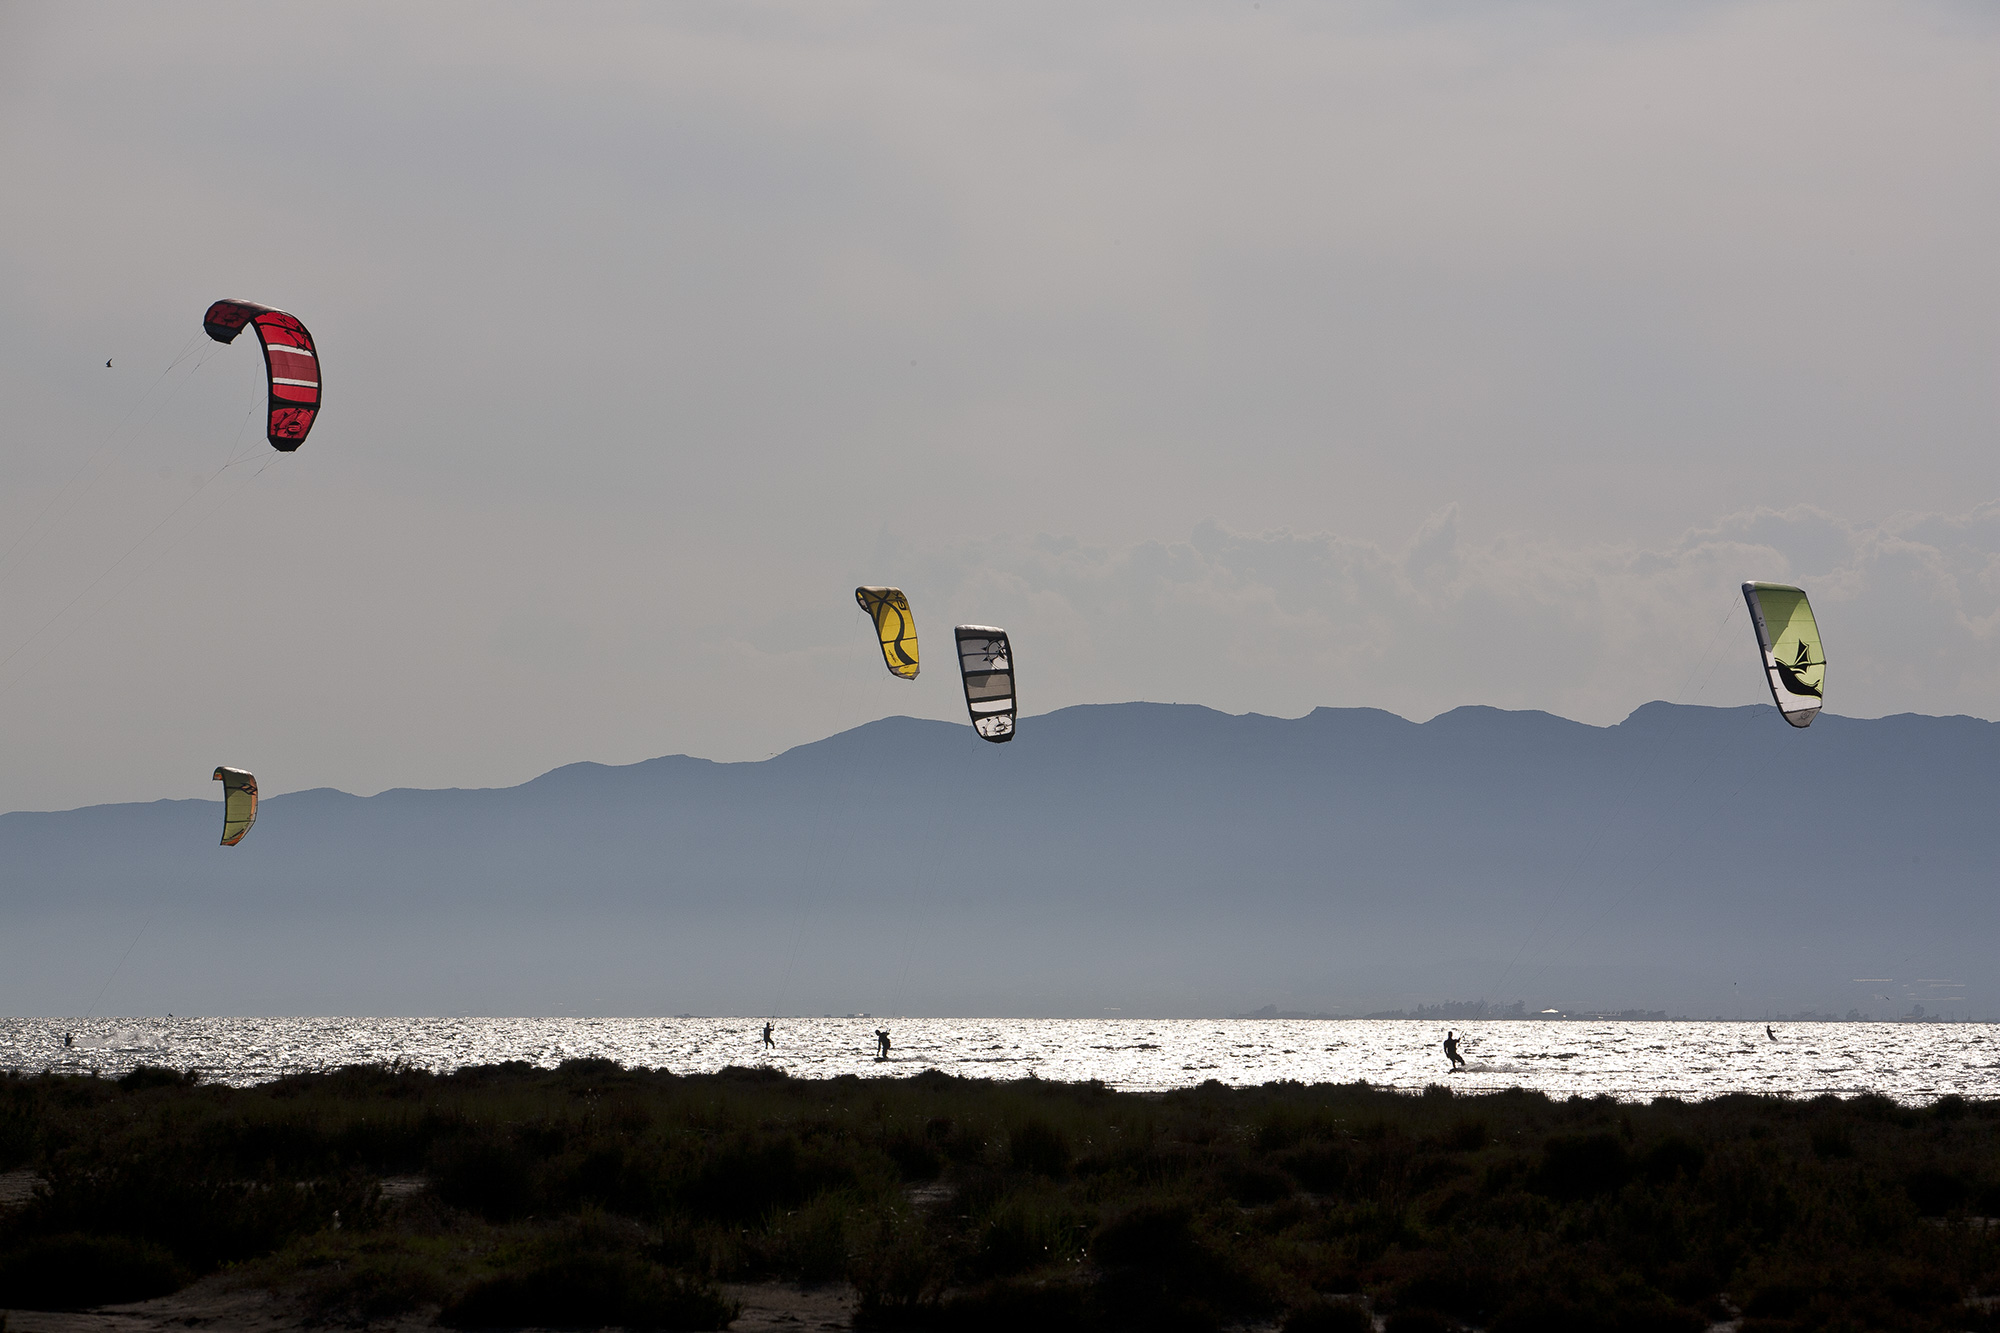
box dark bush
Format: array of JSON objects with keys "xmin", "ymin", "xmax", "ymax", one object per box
[
  {"xmin": 1533, "ymin": 1133, "xmax": 1631, "ymax": 1199},
  {"xmin": 21, "ymin": 1156, "xmax": 367, "ymax": 1271},
  {"xmin": 1742, "ymin": 1281, "xmax": 1810, "ymax": 1318},
  {"xmin": 4, "ymin": 1059, "xmax": 1999, "ymax": 1333},
  {"xmin": 1394, "ymin": 1261, "xmax": 1504, "ymax": 1321},
  {"xmin": 439, "ymin": 1252, "xmax": 735, "ymax": 1330},
  {"xmin": 1092, "ymin": 1200, "xmax": 1199, "ymax": 1270},
  {"xmin": 0, "ymin": 1233, "xmax": 188, "ymax": 1309},
  {"xmin": 548, "ymin": 1138, "xmax": 663, "ymax": 1216},
  {"xmin": 966, "ymin": 1192, "xmax": 1089, "ymax": 1280},
  {"xmin": 1273, "ymin": 1142, "xmax": 1349, "ymax": 1192},
  {"xmin": 295, "ymin": 1246, "xmax": 456, "ymax": 1322},
  {"xmin": 1283, "ymin": 1299, "xmax": 1373, "ymax": 1333},
  {"xmin": 1904, "ymin": 1167, "xmax": 1967, "ymax": 1215},
  {"xmin": 930, "ymin": 1277, "xmax": 1094, "ymax": 1333},
  {"xmin": 1489, "ymin": 1281, "xmax": 1706, "ymax": 1333},
  {"xmin": 848, "ymin": 1207, "xmax": 950, "ymax": 1321},
  {"xmin": 1217, "ymin": 1158, "xmax": 1293, "ymax": 1204},
  {"xmin": 761, "ymin": 1192, "xmax": 851, "ymax": 1282},
  {"xmin": 1443, "ymin": 1118, "xmax": 1488, "ymax": 1151},
  {"xmin": 430, "ymin": 1131, "xmax": 536, "ymax": 1220},
  {"xmin": 1640, "ymin": 1135, "xmax": 1706, "ymax": 1183},
  {"xmin": 682, "ymin": 1133, "xmax": 855, "ymax": 1221},
  {"xmin": 1089, "ymin": 1199, "xmax": 1273, "ymax": 1329},
  {"xmin": 1384, "ymin": 1310, "xmax": 1460, "ymax": 1333},
  {"xmin": 1008, "ymin": 1119, "xmax": 1072, "ymax": 1177},
  {"xmin": 882, "ymin": 1128, "xmax": 942, "ymax": 1181},
  {"xmin": 115, "ymin": 1065, "xmax": 199, "ymax": 1093}
]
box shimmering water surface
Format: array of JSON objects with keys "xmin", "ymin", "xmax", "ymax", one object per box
[{"xmin": 2, "ymin": 1017, "xmax": 1995, "ymax": 1103}]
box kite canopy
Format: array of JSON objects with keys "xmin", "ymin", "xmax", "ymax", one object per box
[
  {"xmin": 201, "ymin": 299, "xmax": 320, "ymax": 451},
  {"xmin": 854, "ymin": 586, "xmax": 920, "ymax": 680},
  {"xmin": 1742, "ymin": 582, "xmax": 1824, "ymax": 728},
  {"xmin": 954, "ymin": 625, "xmax": 1015, "ymax": 743},
  {"xmin": 212, "ymin": 766, "xmax": 259, "ymax": 846}
]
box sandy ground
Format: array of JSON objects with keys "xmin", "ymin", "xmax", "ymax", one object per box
[{"xmin": 0, "ymin": 1276, "xmax": 858, "ymax": 1333}]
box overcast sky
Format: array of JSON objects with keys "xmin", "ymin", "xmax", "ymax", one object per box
[{"xmin": 1, "ymin": 1, "xmax": 1995, "ymax": 812}]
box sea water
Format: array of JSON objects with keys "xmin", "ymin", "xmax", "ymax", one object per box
[{"xmin": 2, "ymin": 1017, "xmax": 1996, "ymax": 1103}]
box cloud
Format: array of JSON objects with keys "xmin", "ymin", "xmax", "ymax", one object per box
[{"xmin": 887, "ymin": 500, "xmax": 2000, "ymax": 725}]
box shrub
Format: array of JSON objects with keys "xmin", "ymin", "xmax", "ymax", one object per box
[
  {"xmin": 681, "ymin": 1133, "xmax": 857, "ymax": 1222},
  {"xmin": 21, "ymin": 1155, "xmax": 369, "ymax": 1271},
  {"xmin": 882, "ymin": 1128, "xmax": 942, "ymax": 1181},
  {"xmin": 848, "ymin": 1207, "xmax": 949, "ymax": 1320},
  {"xmin": 967, "ymin": 1191, "xmax": 1090, "ymax": 1280},
  {"xmin": 1273, "ymin": 1142, "xmax": 1349, "ymax": 1192},
  {"xmin": 1217, "ymin": 1159, "xmax": 1294, "ymax": 1205},
  {"xmin": 429, "ymin": 1131, "xmax": 536, "ymax": 1221},
  {"xmin": 1384, "ymin": 1310, "xmax": 1459, "ymax": 1333},
  {"xmin": 439, "ymin": 1252, "xmax": 735, "ymax": 1331},
  {"xmin": 296, "ymin": 1248, "xmax": 455, "ymax": 1322},
  {"xmin": 1533, "ymin": 1133, "xmax": 1630, "ymax": 1199},
  {"xmin": 1283, "ymin": 1298, "xmax": 1373, "ymax": 1332},
  {"xmin": 1443, "ymin": 1118, "xmax": 1488, "ymax": 1152},
  {"xmin": 1904, "ymin": 1167, "xmax": 1967, "ymax": 1215},
  {"xmin": 929, "ymin": 1277, "xmax": 1094, "ymax": 1333},
  {"xmin": 1640, "ymin": 1135, "xmax": 1706, "ymax": 1183},
  {"xmin": 762, "ymin": 1192, "xmax": 853, "ymax": 1282},
  {"xmin": 0, "ymin": 1233, "xmax": 188, "ymax": 1309},
  {"xmin": 1008, "ymin": 1119, "xmax": 1072, "ymax": 1178},
  {"xmin": 1489, "ymin": 1282, "xmax": 1706, "ymax": 1333},
  {"xmin": 1092, "ymin": 1200, "xmax": 1199, "ymax": 1270},
  {"xmin": 115, "ymin": 1066, "xmax": 199, "ymax": 1094}
]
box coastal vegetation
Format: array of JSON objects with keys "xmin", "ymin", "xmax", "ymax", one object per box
[{"xmin": 2, "ymin": 1061, "xmax": 1999, "ymax": 1330}]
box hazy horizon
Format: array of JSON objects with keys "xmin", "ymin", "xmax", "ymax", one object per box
[{"xmin": 0, "ymin": 694, "xmax": 1984, "ymax": 813}]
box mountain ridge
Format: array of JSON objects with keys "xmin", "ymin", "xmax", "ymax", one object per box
[{"xmin": 1, "ymin": 701, "xmax": 1991, "ymax": 1020}]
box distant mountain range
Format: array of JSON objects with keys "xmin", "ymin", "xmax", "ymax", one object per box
[{"xmin": 1, "ymin": 702, "xmax": 1992, "ymax": 1019}]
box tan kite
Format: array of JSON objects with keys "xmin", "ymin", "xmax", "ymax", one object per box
[{"xmin": 213, "ymin": 766, "xmax": 259, "ymax": 846}]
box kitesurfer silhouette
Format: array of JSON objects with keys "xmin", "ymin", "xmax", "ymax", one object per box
[
  {"xmin": 762, "ymin": 1022, "xmax": 775, "ymax": 1048},
  {"xmin": 1766, "ymin": 1025, "xmax": 1777, "ymax": 1041},
  {"xmin": 874, "ymin": 1029, "xmax": 891, "ymax": 1060},
  {"xmin": 62, "ymin": 1032, "xmax": 72, "ymax": 1048},
  {"xmin": 1443, "ymin": 1031, "xmax": 1466, "ymax": 1071}
]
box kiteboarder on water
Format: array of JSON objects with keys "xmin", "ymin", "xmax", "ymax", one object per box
[
  {"xmin": 1766, "ymin": 1025, "xmax": 1777, "ymax": 1041},
  {"xmin": 1443, "ymin": 1031, "xmax": 1466, "ymax": 1071}
]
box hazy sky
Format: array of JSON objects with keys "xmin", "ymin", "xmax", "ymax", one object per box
[{"xmin": 2, "ymin": 1, "xmax": 1996, "ymax": 812}]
